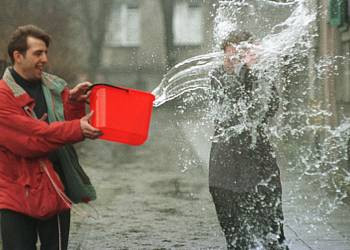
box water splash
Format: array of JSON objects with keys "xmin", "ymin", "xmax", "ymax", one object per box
[
  {"xmin": 213, "ymin": 0, "xmax": 350, "ymax": 233},
  {"xmin": 153, "ymin": 0, "xmax": 350, "ymax": 237},
  {"xmin": 152, "ymin": 52, "xmax": 223, "ymax": 107},
  {"xmin": 214, "ymin": 0, "xmax": 297, "ymax": 44}
]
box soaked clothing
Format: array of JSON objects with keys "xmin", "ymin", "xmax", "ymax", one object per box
[
  {"xmin": 209, "ymin": 65, "xmax": 286, "ymax": 249},
  {"xmin": 210, "ymin": 187, "xmax": 286, "ymax": 250},
  {"xmin": 209, "ymin": 65, "xmax": 281, "ymax": 192}
]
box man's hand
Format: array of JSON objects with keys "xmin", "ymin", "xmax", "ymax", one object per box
[
  {"xmin": 80, "ymin": 111, "xmax": 103, "ymax": 139},
  {"xmin": 69, "ymin": 82, "xmax": 92, "ymax": 103},
  {"xmin": 244, "ymin": 44, "xmax": 260, "ymax": 68}
]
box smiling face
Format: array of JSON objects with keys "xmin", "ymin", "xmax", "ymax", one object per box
[{"xmin": 13, "ymin": 36, "xmax": 48, "ymax": 81}]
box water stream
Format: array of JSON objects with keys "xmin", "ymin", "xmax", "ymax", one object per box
[{"xmin": 152, "ymin": 52, "xmax": 223, "ymax": 107}]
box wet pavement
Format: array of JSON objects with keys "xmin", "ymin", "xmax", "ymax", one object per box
[{"xmin": 69, "ymin": 105, "xmax": 350, "ymax": 249}]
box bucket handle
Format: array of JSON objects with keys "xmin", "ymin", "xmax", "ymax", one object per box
[
  {"xmin": 84, "ymin": 83, "xmax": 129, "ymax": 105},
  {"xmin": 87, "ymin": 83, "xmax": 130, "ymax": 93}
]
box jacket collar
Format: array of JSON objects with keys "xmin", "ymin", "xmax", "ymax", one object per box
[
  {"xmin": 2, "ymin": 67, "xmax": 34, "ymax": 108},
  {"xmin": 2, "ymin": 67, "xmax": 66, "ymax": 108}
]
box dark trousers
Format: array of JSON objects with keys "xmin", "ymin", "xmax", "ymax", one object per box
[
  {"xmin": 210, "ymin": 187, "xmax": 287, "ymax": 250},
  {"xmin": 0, "ymin": 209, "xmax": 70, "ymax": 250}
]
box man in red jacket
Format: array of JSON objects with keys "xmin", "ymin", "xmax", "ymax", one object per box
[{"xmin": 0, "ymin": 25, "xmax": 102, "ymax": 250}]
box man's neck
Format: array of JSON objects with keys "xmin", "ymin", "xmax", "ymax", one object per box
[
  {"xmin": 11, "ymin": 66, "xmax": 41, "ymax": 85},
  {"xmin": 13, "ymin": 65, "xmax": 34, "ymax": 82}
]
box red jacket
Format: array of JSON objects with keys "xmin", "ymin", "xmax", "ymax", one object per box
[{"xmin": 0, "ymin": 76, "xmax": 84, "ymax": 216}]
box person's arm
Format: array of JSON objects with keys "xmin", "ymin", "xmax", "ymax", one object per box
[
  {"xmin": 62, "ymin": 82, "xmax": 92, "ymax": 121},
  {"xmin": 62, "ymin": 88, "xmax": 85, "ymax": 120},
  {"xmin": 245, "ymin": 71, "xmax": 279, "ymax": 124},
  {"xmin": 239, "ymin": 64, "xmax": 253, "ymax": 93},
  {"xmin": 237, "ymin": 65, "xmax": 276, "ymax": 124},
  {"xmin": 0, "ymin": 90, "xmax": 84, "ymax": 158}
]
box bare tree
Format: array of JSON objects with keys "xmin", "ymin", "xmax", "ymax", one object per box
[
  {"xmin": 160, "ymin": 0, "xmax": 175, "ymax": 70},
  {"xmin": 78, "ymin": 0, "xmax": 114, "ymax": 82}
]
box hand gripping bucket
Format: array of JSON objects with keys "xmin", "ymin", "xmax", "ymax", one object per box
[{"xmin": 89, "ymin": 84, "xmax": 155, "ymax": 145}]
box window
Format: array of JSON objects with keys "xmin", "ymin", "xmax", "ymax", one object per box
[
  {"xmin": 106, "ymin": 3, "xmax": 140, "ymax": 47},
  {"xmin": 173, "ymin": 1, "xmax": 203, "ymax": 46}
]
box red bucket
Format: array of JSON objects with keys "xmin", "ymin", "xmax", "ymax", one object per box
[{"xmin": 89, "ymin": 84, "xmax": 155, "ymax": 145}]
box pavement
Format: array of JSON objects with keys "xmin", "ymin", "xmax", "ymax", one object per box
[
  {"xmin": 67, "ymin": 105, "xmax": 350, "ymax": 249},
  {"xmin": 178, "ymin": 107, "xmax": 350, "ymax": 250}
]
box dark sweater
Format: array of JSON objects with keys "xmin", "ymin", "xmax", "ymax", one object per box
[{"xmin": 10, "ymin": 68, "xmax": 48, "ymax": 121}]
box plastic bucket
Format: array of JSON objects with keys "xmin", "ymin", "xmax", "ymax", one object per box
[{"xmin": 89, "ymin": 84, "xmax": 155, "ymax": 145}]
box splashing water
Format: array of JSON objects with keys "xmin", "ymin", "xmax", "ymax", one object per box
[
  {"xmin": 152, "ymin": 52, "xmax": 223, "ymax": 107},
  {"xmin": 153, "ymin": 0, "xmax": 350, "ymax": 243}
]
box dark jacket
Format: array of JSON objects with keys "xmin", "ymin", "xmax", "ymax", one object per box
[{"xmin": 209, "ymin": 65, "xmax": 282, "ymax": 193}]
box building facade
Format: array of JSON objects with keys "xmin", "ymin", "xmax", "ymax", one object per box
[
  {"xmin": 318, "ymin": 0, "xmax": 350, "ymax": 125},
  {"xmin": 97, "ymin": 0, "xmax": 216, "ymax": 91}
]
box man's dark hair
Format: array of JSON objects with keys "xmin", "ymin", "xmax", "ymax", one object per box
[
  {"xmin": 220, "ymin": 31, "xmax": 253, "ymax": 50},
  {"xmin": 7, "ymin": 24, "xmax": 51, "ymax": 64}
]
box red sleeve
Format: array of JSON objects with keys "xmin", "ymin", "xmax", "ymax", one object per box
[
  {"xmin": 62, "ymin": 88, "xmax": 86, "ymax": 120},
  {"xmin": 0, "ymin": 90, "xmax": 84, "ymax": 158}
]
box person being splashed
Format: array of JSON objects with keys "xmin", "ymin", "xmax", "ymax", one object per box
[{"xmin": 209, "ymin": 31, "xmax": 288, "ymax": 250}]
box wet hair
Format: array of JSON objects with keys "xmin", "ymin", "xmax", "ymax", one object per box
[
  {"xmin": 7, "ymin": 24, "xmax": 51, "ymax": 64},
  {"xmin": 220, "ymin": 31, "xmax": 253, "ymax": 50}
]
